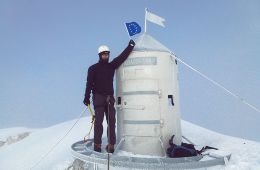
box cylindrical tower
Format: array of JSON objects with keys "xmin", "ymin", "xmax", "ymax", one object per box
[{"xmin": 116, "ymin": 34, "xmax": 182, "ymax": 156}]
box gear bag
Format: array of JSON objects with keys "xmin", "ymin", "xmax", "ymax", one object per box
[{"xmin": 167, "ymin": 135, "xmax": 218, "ymax": 158}]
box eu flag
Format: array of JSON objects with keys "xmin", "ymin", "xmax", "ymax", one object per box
[{"xmin": 125, "ymin": 22, "xmax": 141, "ymax": 36}]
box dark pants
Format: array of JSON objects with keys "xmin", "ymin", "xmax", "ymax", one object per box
[{"xmin": 93, "ymin": 93, "xmax": 116, "ymax": 145}]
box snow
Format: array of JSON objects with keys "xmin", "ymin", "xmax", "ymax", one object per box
[
  {"xmin": 0, "ymin": 127, "xmax": 38, "ymax": 147},
  {"xmin": 0, "ymin": 116, "xmax": 260, "ymax": 170}
]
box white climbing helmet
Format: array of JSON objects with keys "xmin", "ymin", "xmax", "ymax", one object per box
[{"xmin": 98, "ymin": 45, "xmax": 110, "ymax": 54}]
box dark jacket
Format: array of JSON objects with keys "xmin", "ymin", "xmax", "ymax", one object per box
[{"xmin": 84, "ymin": 44, "xmax": 134, "ymax": 100}]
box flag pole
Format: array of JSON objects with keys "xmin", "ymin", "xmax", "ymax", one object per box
[
  {"xmin": 144, "ymin": 8, "xmax": 147, "ymax": 33},
  {"xmin": 124, "ymin": 23, "xmax": 131, "ymax": 40}
]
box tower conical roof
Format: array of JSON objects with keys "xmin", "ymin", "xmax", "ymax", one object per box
[{"xmin": 133, "ymin": 33, "xmax": 170, "ymax": 52}]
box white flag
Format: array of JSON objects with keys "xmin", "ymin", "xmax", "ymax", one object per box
[{"xmin": 146, "ymin": 10, "xmax": 165, "ymax": 27}]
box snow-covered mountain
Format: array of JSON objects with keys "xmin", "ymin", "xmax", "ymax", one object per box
[{"xmin": 0, "ymin": 116, "xmax": 260, "ymax": 170}]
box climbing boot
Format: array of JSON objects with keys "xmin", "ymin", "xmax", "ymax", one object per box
[
  {"xmin": 106, "ymin": 144, "xmax": 114, "ymax": 153},
  {"xmin": 94, "ymin": 143, "xmax": 101, "ymax": 152}
]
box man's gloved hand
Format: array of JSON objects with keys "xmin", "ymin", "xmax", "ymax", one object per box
[
  {"xmin": 129, "ymin": 39, "xmax": 135, "ymax": 47},
  {"xmin": 83, "ymin": 98, "xmax": 90, "ymax": 106}
]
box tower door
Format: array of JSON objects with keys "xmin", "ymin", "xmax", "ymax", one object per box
[{"xmin": 120, "ymin": 79, "xmax": 161, "ymax": 137}]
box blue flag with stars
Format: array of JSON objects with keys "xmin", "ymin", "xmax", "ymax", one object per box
[{"xmin": 125, "ymin": 22, "xmax": 141, "ymax": 36}]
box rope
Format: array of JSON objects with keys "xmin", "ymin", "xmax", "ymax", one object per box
[
  {"xmin": 84, "ymin": 104, "xmax": 95, "ymax": 143},
  {"xmin": 29, "ymin": 107, "xmax": 87, "ymax": 170},
  {"xmin": 170, "ymin": 52, "xmax": 260, "ymax": 114}
]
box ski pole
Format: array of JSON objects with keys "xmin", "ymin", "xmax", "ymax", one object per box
[{"xmin": 107, "ymin": 97, "xmax": 111, "ymax": 170}]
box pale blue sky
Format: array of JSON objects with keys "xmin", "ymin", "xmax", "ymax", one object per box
[{"xmin": 0, "ymin": 0, "xmax": 259, "ymax": 141}]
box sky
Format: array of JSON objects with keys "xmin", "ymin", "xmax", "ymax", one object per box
[{"xmin": 0, "ymin": 0, "xmax": 259, "ymax": 141}]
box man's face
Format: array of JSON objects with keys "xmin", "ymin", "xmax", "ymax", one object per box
[
  {"xmin": 101, "ymin": 51, "xmax": 109, "ymax": 60},
  {"xmin": 101, "ymin": 52, "xmax": 109, "ymax": 60}
]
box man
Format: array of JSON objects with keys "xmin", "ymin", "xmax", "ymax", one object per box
[{"xmin": 83, "ymin": 40, "xmax": 135, "ymax": 153}]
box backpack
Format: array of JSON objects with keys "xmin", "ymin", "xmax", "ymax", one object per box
[
  {"xmin": 167, "ymin": 135, "xmax": 218, "ymax": 158},
  {"xmin": 170, "ymin": 145, "xmax": 197, "ymax": 157}
]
